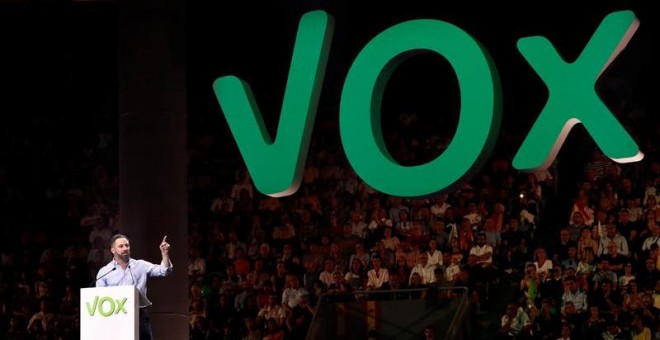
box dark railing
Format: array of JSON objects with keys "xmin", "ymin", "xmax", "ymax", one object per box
[
  {"xmin": 306, "ymin": 286, "xmax": 470, "ymax": 340},
  {"xmin": 445, "ymin": 287, "xmax": 470, "ymax": 339}
]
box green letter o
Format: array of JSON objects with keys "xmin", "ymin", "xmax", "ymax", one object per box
[
  {"xmin": 98, "ymin": 297, "xmax": 115, "ymax": 317},
  {"xmin": 340, "ymin": 19, "xmax": 502, "ymax": 197}
]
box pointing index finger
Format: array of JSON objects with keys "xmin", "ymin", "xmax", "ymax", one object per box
[{"xmin": 162, "ymin": 235, "xmax": 168, "ymax": 244}]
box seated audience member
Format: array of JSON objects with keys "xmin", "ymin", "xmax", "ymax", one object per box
[{"xmin": 497, "ymin": 303, "xmax": 532, "ymax": 339}]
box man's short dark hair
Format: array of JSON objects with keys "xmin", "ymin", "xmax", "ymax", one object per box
[{"xmin": 109, "ymin": 234, "xmax": 128, "ymax": 248}]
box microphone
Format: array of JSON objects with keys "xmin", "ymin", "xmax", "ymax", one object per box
[{"xmin": 89, "ymin": 267, "xmax": 116, "ymax": 287}]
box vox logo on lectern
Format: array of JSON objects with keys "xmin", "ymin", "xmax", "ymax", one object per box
[{"xmin": 85, "ymin": 296, "xmax": 128, "ymax": 317}]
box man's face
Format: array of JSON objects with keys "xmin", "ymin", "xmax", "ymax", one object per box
[
  {"xmin": 477, "ymin": 236, "xmax": 486, "ymax": 246},
  {"xmin": 324, "ymin": 260, "xmax": 334, "ymax": 271},
  {"xmin": 652, "ymin": 225, "xmax": 660, "ymax": 236},
  {"xmin": 506, "ymin": 304, "xmax": 517, "ymax": 316},
  {"xmin": 564, "ymin": 302, "xmax": 576, "ymax": 314},
  {"xmin": 111, "ymin": 237, "xmax": 130, "ymax": 260},
  {"xmin": 343, "ymin": 224, "xmax": 352, "ymax": 235},
  {"xmin": 526, "ymin": 266, "xmax": 536, "ymax": 276},
  {"xmin": 646, "ymin": 260, "xmax": 655, "ymax": 271},
  {"xmin": 648, "ymin": 196, "xmax": 657, "ymax": 207},
  {"xmin": 268, "ymin": 295, "xmax": 277, "ymax": 306},
  {"xmin": 606, "ymin": 225, "xmax": 616, "ymax": 237},
  {"xmin": 568, "ymin": 247, "xmax": 577, "ymax": 258},
  {"xmin": 332, "ymin": 272, "xmax": 342, "ymax": 282},
  {"xmin": 287, "ymin": 275, "xmax": 299, "ymax": 288},
  {"xmin": 563, "ymin": 280, "xmax": 574, "ymax": 291},
  {"xmin": 572, "ymin": 213, "xmax": 584, "ymax": 225},
  {"xmin": 607, "ymin": 324, "xmax": 618, "ymax": 334}
]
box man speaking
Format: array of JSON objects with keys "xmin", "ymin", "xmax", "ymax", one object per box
[{"xmin": 95, "ymin": 234, "xmax": 173, "ymax": 340}]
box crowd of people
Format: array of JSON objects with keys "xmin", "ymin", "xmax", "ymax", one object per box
[
  {"xmin": 0, "ymin": 112, "xmax": 119, "ymax": 339},
  {"xmin": 0, "ymin": 57, "xmax": 658, "ymax": 340},
  {"xmin": 187, "ymin": 151, "xmax": 660, "ymax": 339},
  {"xmin": 184, "ymin": 93, "xmax": 660, "ymax": 339},
  {"xmin": 496, "ymin": 154, "xmax": 660, "ymax": 339}
]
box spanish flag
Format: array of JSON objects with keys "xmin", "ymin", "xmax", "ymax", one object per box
[{"xmin": 366, "ymin": 300, "xmax": 380, "ymax": 331}]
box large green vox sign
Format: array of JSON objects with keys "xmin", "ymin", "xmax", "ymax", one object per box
[{"xmin": 213, "ymin": 10, "xmax": 643, "ymax": 198}]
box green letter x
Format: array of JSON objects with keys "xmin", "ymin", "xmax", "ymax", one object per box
[{"xmin": 513, "ymin": 10, "xmax": 643, "ymax": 171}]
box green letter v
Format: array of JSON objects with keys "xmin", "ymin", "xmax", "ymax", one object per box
[
  {"xmin": 85, "ymin": 296, "xmax": 99, "ymax": 316},
  {"xmin": 213, "ymin": 11, "xmax": 334, "ymax": 197}
]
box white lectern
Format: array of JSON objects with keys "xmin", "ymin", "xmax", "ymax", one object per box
[{"xmin": 80, "ymin": 285, "xmax": 139, "ymax": 340}]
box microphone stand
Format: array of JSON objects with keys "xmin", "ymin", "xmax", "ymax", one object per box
[
  {"xmin": 89, "ymin": 267, "xmax": 116, "ymax": 287},
  {"xmin": 127, "ymin": 260, "xmax": 151, "ymax": 307}
]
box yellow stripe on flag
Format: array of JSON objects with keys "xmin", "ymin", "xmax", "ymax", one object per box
[
  {"xmin": 336, "ymin": 303, "xmax": 345, "ymax": 336},
  {"xmin": 366, "ymin": 300, "xmax": 379, "ymax": 331}
]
